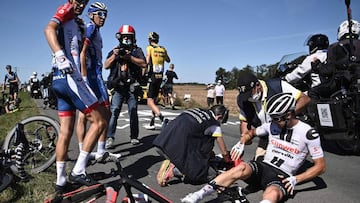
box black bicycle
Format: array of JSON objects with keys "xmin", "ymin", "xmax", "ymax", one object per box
[
  {"xmin": 44, "ymin": 158, "xmax": 173, "ymax": 203},
  {"xmin": 2, "ymin": 115, "xmax": 59, "ymax": 174}
]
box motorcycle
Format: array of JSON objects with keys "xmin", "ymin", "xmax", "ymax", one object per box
[
  {"xmin": 29, "ymin": 78, "xmax": 42, "ymax": 99},
  {"xmin": 276, "ymin": 52, "xmax": 360, "ymax": 155}
]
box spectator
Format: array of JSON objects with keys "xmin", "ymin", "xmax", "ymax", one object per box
[
  {"xmin": 104, "ymin": 24, "xmax": 147, "ymax": 148},
  {"xmin": 206, "ymin": 84, "xmax": 215, "ymax": 108},
  {"xmin": 153, "ymin": 105, "xmax": 231, "ymax": 186},
  {"xmin": 3, "ymin": 65, "xmax": 20, "ymax": 103},
  {"xmin": 181, "ymin": 93, "xmax": 326, "ymax": 203},
  {"xmin": 163, "ymin": 63, "xmax": 178, "ymax": 109},
  {"xmin": 215, "ymin": 80, "xmax": 225, "ymax": 105}
]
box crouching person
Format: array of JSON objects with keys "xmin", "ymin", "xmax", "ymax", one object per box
[{"xmin": 153, "ymin": 104, "xmax": 231, "ymax": 186}]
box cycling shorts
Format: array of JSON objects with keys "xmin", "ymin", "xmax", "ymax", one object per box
[
  {"xmin": 245, "ymin": 160, "xmax": 290, "ymax": 198},
  {"xmin": 147, "ymin": 77, "xmax": 162, "ymax": 99},
  {"xmin": 87, "ymin": 70, "xmax": 109, "ymax": 106},
  {"xmin": 52, "ymin": 68, "xmax": 99, "ymax": 116}
]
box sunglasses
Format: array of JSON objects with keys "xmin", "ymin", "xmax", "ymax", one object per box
[
  {"xmin": 270, "ymin": 115, "xmax": 287, "ymax": 122},
  {"xmin": 93, "ymin": 11, "xmax": 107, "ymax": 18}
]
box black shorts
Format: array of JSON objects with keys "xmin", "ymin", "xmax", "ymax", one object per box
[
  {"xmin": 245, "ymin": 160, "xmax": 290, "ymax": 197},
  {"xmin": 163, "ymin": 84, "xmax": 173, "ymax": 95},
  {"xmin": 147, "ymin": 77, "xmax": 162, "ymax": 99},
  {"xmin": 9, "ymin": 84, "xmax": 19, "ymax": 95}
]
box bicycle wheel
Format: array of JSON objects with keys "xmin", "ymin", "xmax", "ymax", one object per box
[{"xmin": 2, "ymin": 115, "xmax": 59, "ymax": 174}]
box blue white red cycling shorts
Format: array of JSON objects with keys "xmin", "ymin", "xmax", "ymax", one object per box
[
  {"xmin": 86, "ymin": 69, "xmax": 109, "ymax": 107},
  {"xmin": 52, "ymin": 67, "xmax": 99, "ymax": 117}
]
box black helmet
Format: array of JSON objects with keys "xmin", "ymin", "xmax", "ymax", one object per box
[
  {"xmin": 210, "ymin": 105, "xmax": 229, "ymax": 124},
  {"xmin": 148, "ymin": 32, "xmax": 159, "ymax": 42},
  {"xmin": 306, "ymin": 34, "xmax": 329, "ymax": 54}
]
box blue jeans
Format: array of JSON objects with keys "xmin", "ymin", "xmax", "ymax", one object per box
[{"xmin": 107, "ymin": 88, "xmax": 139, "ymax": 139}]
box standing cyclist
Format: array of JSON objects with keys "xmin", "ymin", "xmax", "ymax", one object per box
[
  {"xmin": 76, "ymin": 2, "xmax": 119, "ymax": 160},
  {"xmin": 44, "ymin": 0, "xmax": 107, "ymax": 195},
  {"xmin": 145, "ymin": 32, "xmax": 171, "ymax": 130}
]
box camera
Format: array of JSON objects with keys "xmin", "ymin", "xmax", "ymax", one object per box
[{"xmin": 116, "ymin": 44, "xmax": 132, "ymax": 57}]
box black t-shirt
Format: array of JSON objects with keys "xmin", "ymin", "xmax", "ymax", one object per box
[{"xmin": 165, "ymin": 70, "xmax": 178, "ymax": 85}]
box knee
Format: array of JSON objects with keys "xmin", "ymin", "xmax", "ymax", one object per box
[
  {"xmin": 98, "ymin": 118, "xmax": 108, "ymax": 131},
  {"xmin": 262, "ymin": 185, "xmax": 283, "ymax": 202},
  {"xmin": 227, "ymin": 162, "xmax": 247, "ymax": 179}
]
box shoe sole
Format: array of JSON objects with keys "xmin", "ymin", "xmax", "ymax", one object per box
[
  {"xmin": 144, "ymin": 125, "xmax": 156, "ymax": 130},
  {"xmin": 157, "ymin": 160, "xmax": 174, "ymax": 187}
]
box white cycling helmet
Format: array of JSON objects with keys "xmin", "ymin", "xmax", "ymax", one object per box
[
  {"xmin": 267, "ymin": 93, "xmax": 296, "ymax": 117},
  {"xmin": 88, "ymin": 2, "xmax": 107, "ymax": 13},
  {"xmin": 337, "ymin": 19, "xmax": 360, "ymax": 40},
  {"xmin": 32, "ymin": 72, "xmax": 37, "ymax": 76}
]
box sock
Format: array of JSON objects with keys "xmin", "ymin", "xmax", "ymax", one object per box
[
  {"xmin": 150, "ymin": 116, "xmax": 155, "ymax": 126},
  {"xmin": 72, "ymin": 150, "xmax": 89, "ymax": 175},
  {"xmin": 159, "ymin": 113, "xmax": 164, "ymax": 122},
  {"xmin": 97, "ymin": 141, "xmax": 105, "ymax": 155},
  {"xmin": 56, "ymin": 161, "xmax": 67, "ymax": 186},
  {"xmin": 259, "ymin": 200, "xmax": 272, "ymax": 203},
  {"xmin": 79, "ymin": 142, "xmax": 83, "ymax": 151},
  {"xmin": 195, "ymin": 184, "xmax": 215, "ymax": 199}
]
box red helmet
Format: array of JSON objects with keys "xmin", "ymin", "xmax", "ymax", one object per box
[{"xmin": 116, "ymin": 25, "xmax": 136, "ymax": 40}]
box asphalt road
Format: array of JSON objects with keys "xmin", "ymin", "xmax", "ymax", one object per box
[{"xmin": 36, "ymin": 99, "xmax": 360, "ymax": 203}]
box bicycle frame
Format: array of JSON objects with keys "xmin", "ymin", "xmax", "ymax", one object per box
[{"xmin": 45, "ymin": 160, "xmax": 173, "ymax": 203}]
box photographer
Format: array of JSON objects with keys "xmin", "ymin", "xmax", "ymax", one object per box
[{"xmin": 105, "ymin": 24, "xmax": 147, "ymax": 149}]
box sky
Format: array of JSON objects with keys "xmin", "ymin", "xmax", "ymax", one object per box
[{"xmin": 1, "ymin": 0, "xmax": 360, "ymax": 85}]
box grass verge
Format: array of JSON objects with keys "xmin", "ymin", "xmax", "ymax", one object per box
[{"xmin": 0, "ymin": 91, "xmax": 56, "ymax": 203}]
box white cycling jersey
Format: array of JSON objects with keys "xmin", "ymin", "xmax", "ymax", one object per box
[{"xmin": 256, "ymin": 120, "xmax": 324, "ymax": 175}]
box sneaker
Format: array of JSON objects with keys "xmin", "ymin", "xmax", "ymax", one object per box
[
  {"xmin": 144, "ymin": 124, "xmax": 156, "ymax": 130},
  {"xmin": 96, "ymin": 152, "xmax": 121, "ymax": 163},
  {"xmin": 105, "ymin": 137, "xmax": 114, "ymax": 149},
  {"xmin": 46, "ymin": 183, "xmax": 74, "ymax": 202},
  {"xmin": 69, "ymin": 172, "xmax": 98, "ymax": 186},
  {"xmin": 157, "ymin": 159, "xmax": 175, "ymax": 187},
  {"xmin": 131, "ymin": 138, "xmax": 140, "ymax": 145},
  {"xmin": 94, "ymin": 151, "xmax": 110, "ymax": 163},
  {"xmin": 181, "ymin": 192, "xmax": 202, "ymax": 203}
]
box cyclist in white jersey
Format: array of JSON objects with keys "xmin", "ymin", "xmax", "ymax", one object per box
[
  {"xmin": 44, "ymin": 0, "xmax": 107, "ymax": 195},
  {"xmin": 181, "ymin": 93, "xmax": 325, "ymax": 203}
]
